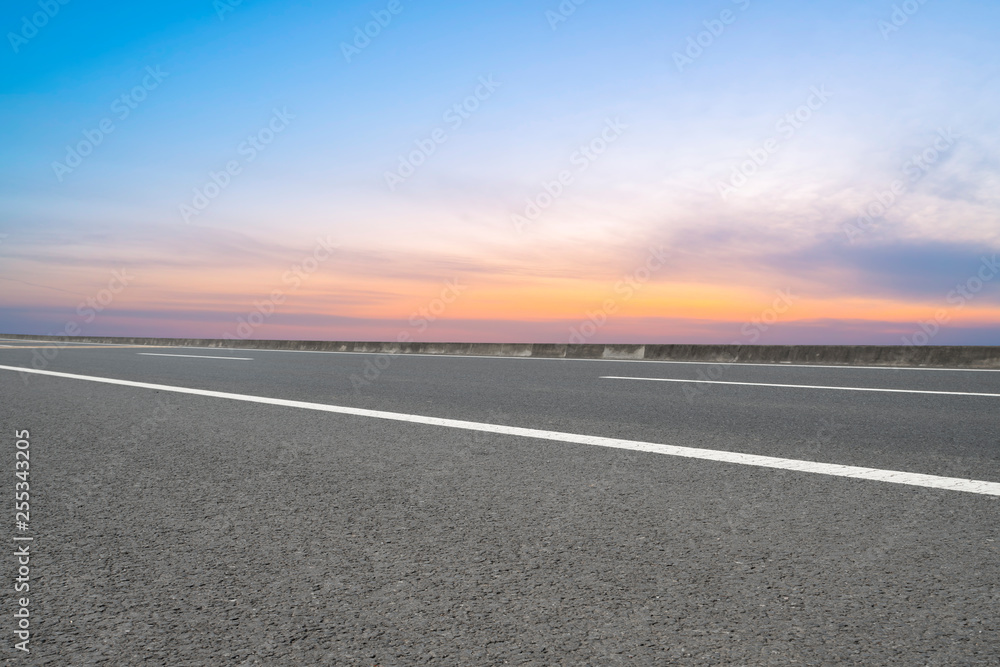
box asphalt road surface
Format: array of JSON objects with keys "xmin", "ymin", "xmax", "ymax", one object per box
[{"xmin": 1, "ymin": 338, "xmax": 998, "ymax": 665}]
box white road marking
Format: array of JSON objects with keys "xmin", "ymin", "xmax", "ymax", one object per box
[
  {"xmin": 137, "ymin": 353, "xmax": 253, "ymax": 361},
  {"xmin": 601, "ymin": 376, "xmax": 1000, "ymax": 397},
  {"xmin": 4, "ymin": 364, "xmax": 1000, "ymax": 497},
  {"xmin": 123, "ymin": 347, "xmax": 1000, "ymax": 372},
  {"xmin": 0, "ymin": 337, "xmax": 998, "ymax": 371},
  {"xmin": 0, "ymin": 337, "xmax": 125, "ymax": 347}
]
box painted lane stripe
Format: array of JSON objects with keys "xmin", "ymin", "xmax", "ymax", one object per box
[
  {"xmin": 601, "ymin": 376, "xmax": 1000, "ymax": 397},
  {"xmin": 3, "ymin": 364, "xmax": 999, "ymax": 497},
  {"xmin": 129, "ymin": 348, "xmax": 1000, "ymax": 372},
  {"xmin": 0, "ymin": 338, "xmax": 998, "ymax": 372},
  {"xmin": 137, "ymin": 353, "xmax": 253, "ymax": 361}
]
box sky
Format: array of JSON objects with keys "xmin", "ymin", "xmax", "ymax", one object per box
[{"xmin": 1, "ymin": 0, "xmax": 999, "ymax": 345}]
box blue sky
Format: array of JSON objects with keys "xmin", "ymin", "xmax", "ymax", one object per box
[{"xmin": 1, "ymin": 0, "xmax": 998, "ymax": 343}]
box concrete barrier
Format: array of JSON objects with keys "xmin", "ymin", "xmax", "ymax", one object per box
[{"xmin": 1, "ymin": 334, "xmax": 998, "ymax": 368}]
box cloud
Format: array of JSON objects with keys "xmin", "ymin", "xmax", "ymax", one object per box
[
  {"xmin": 765, "ymin": 237, "xmax": 1000, "ymax": 303},
  {"xmin": 654, "ymin": 222, "xmax": 1000, "ymax": 305}
]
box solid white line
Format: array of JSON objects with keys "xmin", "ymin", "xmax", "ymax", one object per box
[
  {"xmin": 601, "ymin": 376, "xmax": 1000, "ymax": 397},
  {"xmin": 3, "ymin": 363, "xmax": 999, "ymax": 497},
  {"xmin": 137, "ymin": 353, "xmax": 253, "ymax": 361}
]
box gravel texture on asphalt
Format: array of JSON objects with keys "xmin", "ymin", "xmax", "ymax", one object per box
[{"xmin": 2, "ymin": 343, "xmax": 998, "ymax": 664}]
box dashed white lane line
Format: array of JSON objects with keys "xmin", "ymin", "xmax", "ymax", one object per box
[
  {"xmin": 137, "ymin": 353, "xmax": 253, "ymax": 361},
  {"xmin": 4, "ymin": 364, "xmax": 1000, "ymax": 496},
  {"xmin": 601, "ymin": 376, "xmax": 1000, "ymax": 398}
]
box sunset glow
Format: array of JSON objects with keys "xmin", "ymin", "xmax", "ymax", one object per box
[{"xmin": 2, "ymin": 0, "xmax": 998, "ymax": 344}]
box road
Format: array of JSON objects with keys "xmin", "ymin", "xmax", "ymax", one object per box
[{"xmin": 1, "ymin": 337, "xmax": 998, "ymax": 664}]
